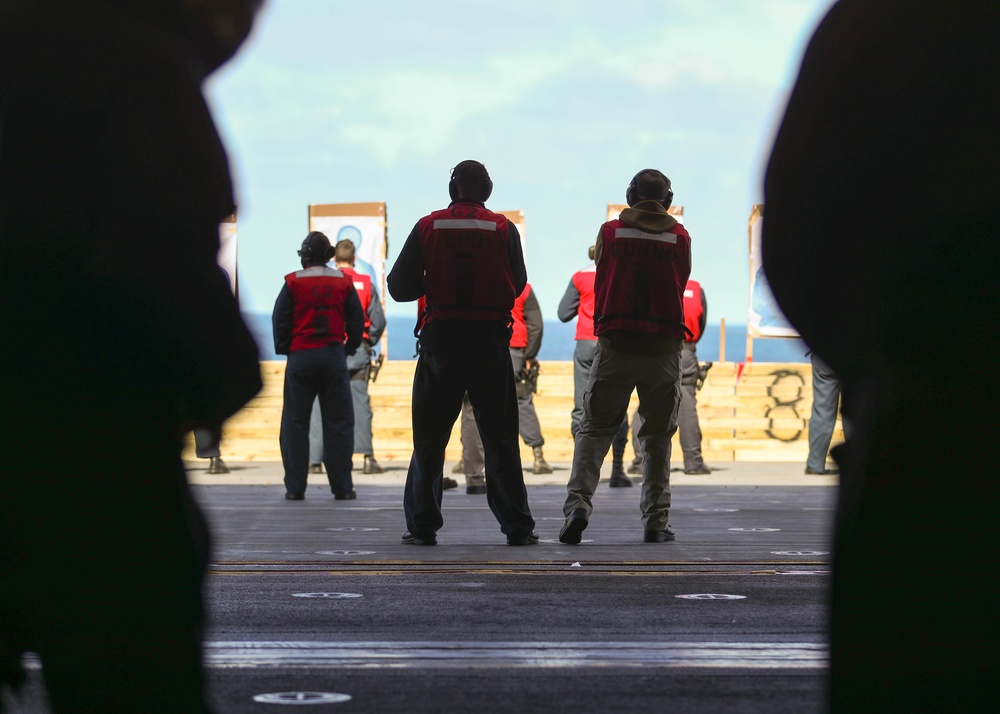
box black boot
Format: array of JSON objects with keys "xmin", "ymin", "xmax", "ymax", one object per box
[
  {"xmin": 466, "ymin": 473, "xmax": 486, "ymax": 495},
  {"xmin": 609, "ymin": 464, "xmax": 632, "ymax": 487}
]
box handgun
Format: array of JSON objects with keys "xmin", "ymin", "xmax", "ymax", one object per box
[
  {"xmin": 517, "ymin": 361, "xmax": 540, "ymax": 394},
  {"xmin": 369, "ymin": 353, "xmax": 385, "ymax": 383},
  {"xmin": 696, "ymin": 361, "xmax": 713, "ymax": 391}
]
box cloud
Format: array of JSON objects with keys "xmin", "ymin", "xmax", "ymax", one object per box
[{"xmin": 210, "ymin": 1, "xmax": 833, "ymax": 168}]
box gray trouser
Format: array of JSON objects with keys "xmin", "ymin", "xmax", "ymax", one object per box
[
  {"xmin": 459, "ymin": 396, "xmax": 485, "ymax": 483},
  {"xmin": 309, "ymin": 351, "xmax": 374, "ymax": 462},
  {"xmin": 630, "ymin": 346, "xmax": 705, "ymax": 470},
  {"xmin": 564, "ymin": 340, "xmax": 681, "ymax": 530},
  {"xmin": 678, "ymin": 346, "xmax": 705, "ymax": 470},
  {"xmin": 510, "ymin": 347, "xmax": 544, "ymax": 447},
  {"xmin": 807, "ymin": 352, "xmax": 842, "ymax": 471},
  {"xmin": 460, "ymin": 347, "xmax": 544, "ymax": 480},
  {"xmin": 571, "ymin": 340, "xmax": 598, "ymax": 437}
]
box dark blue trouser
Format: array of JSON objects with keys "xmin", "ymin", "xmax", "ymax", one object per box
[
  {"xmin": 280, "ymin": 345, "xmax": 354, "ymax": 495},
  {"xmin": 404, "ymin": 322, "xmax": 535, "ymax": 539}
]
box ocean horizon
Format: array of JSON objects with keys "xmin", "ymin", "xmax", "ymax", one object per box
[{"xmin": 244, "ymin": 313, "xmax": 810, "ymax": 364}]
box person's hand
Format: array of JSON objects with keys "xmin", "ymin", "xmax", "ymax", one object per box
[{"xmin": 526, "ymin": 358, "xmax": 540, "ymax": 372}]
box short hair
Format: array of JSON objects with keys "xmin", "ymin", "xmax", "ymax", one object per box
[{"xmin": 334, "ymin": 239, "xmax": 356, "ymax": 263}]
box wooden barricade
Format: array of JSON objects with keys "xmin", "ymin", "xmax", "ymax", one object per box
[{"xmin": 184, "ymin": 360, "xmax": 843, "ymax": 464}]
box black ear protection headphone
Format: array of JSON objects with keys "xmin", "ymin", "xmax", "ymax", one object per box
[
  {"xmin": 588, "ymin": 245, "xmax": 596, "ymax": 261},
  {"xmin": 448, "ymin": 160, "xmax": 493, "ymax": 202},
  {"xmin": 298, "ymin": 231, "xmax": 333, "ymax": 263},
  {"xmin": 625, "ymin": 169, "xmax": 673, "ymax": 209}
]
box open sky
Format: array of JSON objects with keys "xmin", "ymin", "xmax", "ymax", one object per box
[{"xmin": 205, "ymin": 0, "xmax": 836, "ymax": 334}]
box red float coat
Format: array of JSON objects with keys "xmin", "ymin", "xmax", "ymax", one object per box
[
  {"xmin": 572, "ymin": 267, "xmax": 597, "ymax": 341},
  {"xmin": 593, "ymin": 220, "xmax": 692, "ymax": 340},
  {"xmin": 284, "ymin": 267, "xmax": 355, "ymax": 351},
  {"xmin": 510, "ymin": 284, "xmax": 532, "ymax": 348},
  {"xmin": 417, "ymin": 205, "xmax": 516, "ymax": 326},
  {"xmin": 683, "ymin": 279, "xmax": 705, "ymax": 343},
  {"xmin": 341, "ymin": 266, "xmax": 373, "ymax": 340}
]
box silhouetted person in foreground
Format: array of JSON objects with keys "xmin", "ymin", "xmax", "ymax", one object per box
[
  {"xmin": 763, "ymin": 1, "xmax": 998, "ymax": 711},
  {"xmin": 0, "ymin": 1, "xmax": 265, "ymax": 711}
]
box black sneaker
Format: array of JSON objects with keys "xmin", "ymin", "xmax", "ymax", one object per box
[
  {"xmin": 285, "ymin": 492, "xmax": 304, "ymax": 501},
  {"xmin": 558, "ymin": 509, "xmax": 589, "ymax": 544},
  {"xmin": 401, "ymin": 531, "xmax": 437, "ymax": 545},
  {"xmin": 643, "ymin": 526, "xmax": 676, "ymax": 543},
  {"xmin": 333, "ymin": 489, "xmax": 357, "ymax": 500},
  {"xmin": 442, "ymin": 476, "xmax": 459, "ymax": 490},
  {"xmin": 507, "ymin": 532, "xmax": 540, "ymax": 546}
]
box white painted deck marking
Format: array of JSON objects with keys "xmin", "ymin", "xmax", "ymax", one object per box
[
  {"xmin": 205, "ymin": 641, "xmax": 826, "ymax": 669},
  {"xmin": 252, "ymin": 691, "xmax": 351, "ymax": 704}
]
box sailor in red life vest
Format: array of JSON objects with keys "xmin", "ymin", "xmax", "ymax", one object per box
[
  {"xmin": 308, "ymin": 239, "xmax": 388, "ymax": 475},
  {"xmin": 272, "ymin": 231, "xmax": 364, "ymax": 501},
  {"xmin": 631, "ymin": 277, "xmax": 711, "ymax": 475},
  {"xmin": 559, "ymin": 168, "xmax": 691, "ymax": 545},
  {"xmin": 458, "ymin": 283, "xmax": 553, "ymax": 493},
  {"xmin": 387, "ymin": 160, "xmax": 537, "ymax": 546},
  {"xmin": 557, "ymin": 245, "xmax": 633, "ymax": 487},
  {"xmin": 678, "ymin": 279, "xmax": 711, "ymax": 473}
]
